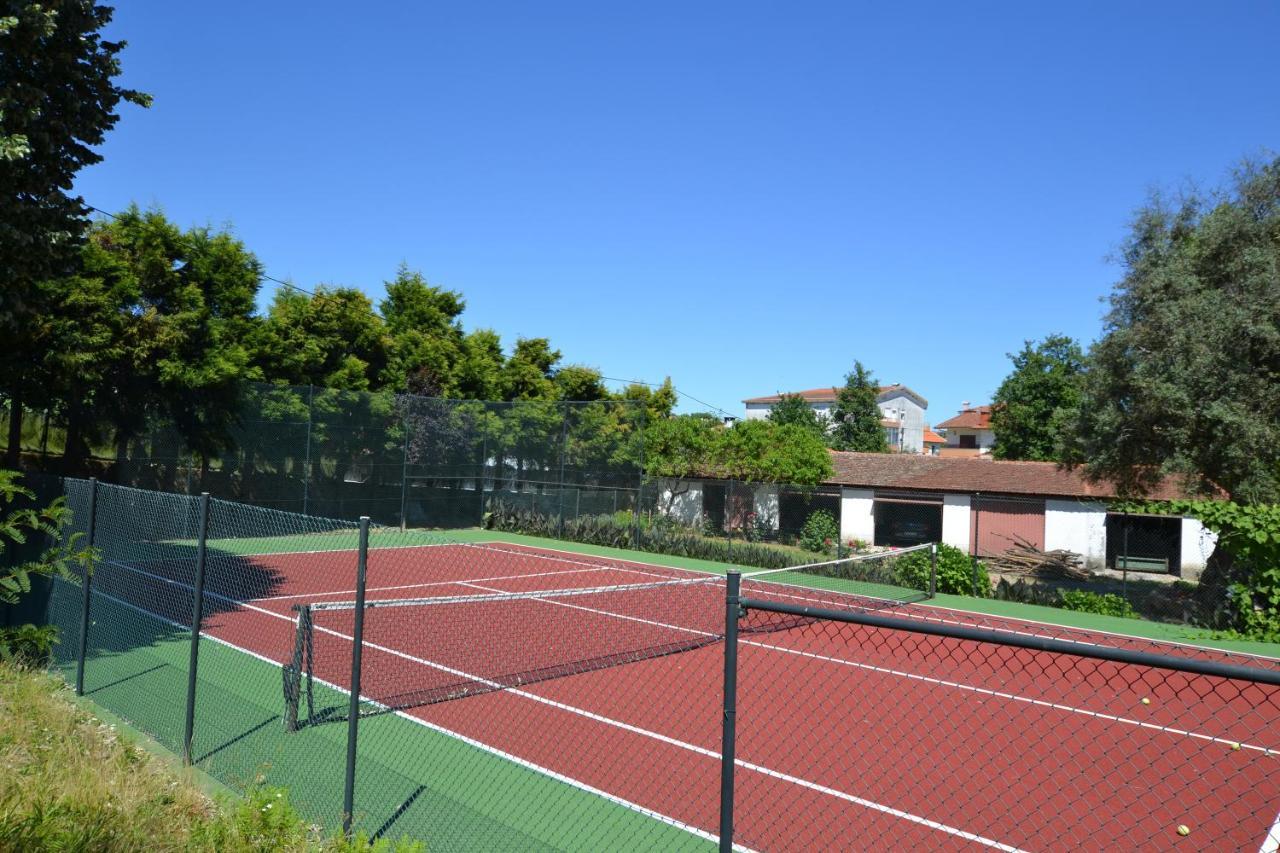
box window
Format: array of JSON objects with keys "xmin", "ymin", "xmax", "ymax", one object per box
[{"xmin": 958, "ymin": 434, "xmax": 977, "ymax": 449}]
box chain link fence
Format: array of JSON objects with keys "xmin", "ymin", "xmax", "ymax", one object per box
[{"xmin": 41, "ymin": 477, "xmax": 1280, "ymax": 850}]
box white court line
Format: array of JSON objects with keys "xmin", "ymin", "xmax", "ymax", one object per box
[
  {"xmin": 457, "ymin": 578, "xmax": 1280, "ymax": 756},
  {"xmin": 248, "ymin": 564, "xmax": 614, "ymax": 604},
  {"xmin": 111, "ymin": 558, "xmax": 1277, "ymax": 754},
  {"xmin": 104, "ymin": 559, "xmax": 1280, "ymax": 848},
  {"xmin": 104, "ymin": 559, "xmax": 1017, "ymax": 849},
  {"xmin": 70, "ymin": 579, "xmax": 726, "ymax": 850},
  {"xmin": 1261, "ymin": 809, "xmax": 1280, "ymax": 853},
  {"xmin": 484, "ymin": 541, "xmax": 1280, "ymax": 664}
]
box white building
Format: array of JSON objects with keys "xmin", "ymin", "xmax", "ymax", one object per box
[
  {"xmin": 935, "ymin": 405, "xmax": 995, "ymax": 456},
  {"xmin": 657, "ymin": 451, "xmax": 1216, "ymax": 580},
  {"xmin": 742, "ymin": 384, "xmax": 930, "ymax": 453}
]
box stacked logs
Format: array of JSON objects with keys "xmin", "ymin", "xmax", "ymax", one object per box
[{"xmin": 985, "ymin": 535, "xmax": 1092, "ymax": 580}]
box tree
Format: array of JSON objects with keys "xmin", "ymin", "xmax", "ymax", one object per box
[
  {"xmin": 1064, "ymin": 157, "xmax": 1280, "ymax": 502},
  {"xmin": 828, "ymin": 362, "xmax": 888, "ymax": 453},
  {"xmin": 766, "ymin": 392, "xmax": 826, "ymax": 436},
  {"xmin": 990, "ymin": 335, "xmax": 1085, "ymax": 461},
  {"xmin": 34, "ymin": 208, "xmax": 262, "ymax": 471},
  {"xmin": 254, "ymin": 286, "xmax": 389, "ymax": 390},
  {"xmin": 0, "ymin": 2, "xmax": 148, "ymax": 464},
  {"xmin": 501, "ymin": 338, "xmax": 560, "ymax": 401},
  {"xmin": 645, "ymin": 415, "xmax": 833, "ymax": 489},
  {"xmin": 378, "ymin": 265, "xmax": 465, "ymax": 395}
]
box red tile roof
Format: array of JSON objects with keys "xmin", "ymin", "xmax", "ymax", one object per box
[
  {"xmin": 825, "ymin": 451, "xmax": 1199, "ymax": 500},
  {"xmin": 744, "ymin": 384, "xmax": 927, "ymax": 406},
  {"xmin": 936, "ymin": 405, "xmax": 992, "ymax": 430},
  {"xmin": 922, "ymin": 429, "xmax": 945, "ymax": 445}
]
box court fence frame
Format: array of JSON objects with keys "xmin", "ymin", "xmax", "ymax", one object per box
[{"xmin": 49, "ymin": 477, "xmax": 1280, "ymax": 850}]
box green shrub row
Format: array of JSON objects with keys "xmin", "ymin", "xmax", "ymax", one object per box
[{"xmin": 485, "ymin": 502, "xmax": 814, "ymax": 570}]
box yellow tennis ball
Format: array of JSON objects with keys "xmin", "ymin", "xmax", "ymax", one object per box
[
  {"xmin": 1177, "ymin": 825, "xmax": 1190, "ymax": 836},
  {"xmin": 1140, "ymin": 697, "xmax": 1151, "ymax": 705},
  {"xmin": 1230, "ymin": 742, "xmax": 1241, "ymax": 751}
]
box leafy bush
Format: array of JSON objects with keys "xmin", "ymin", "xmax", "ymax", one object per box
[
  {"xmin": 992, "ymin": 579, "xmax": 1140, "ymax": 619},
  {"xmin": 894, "ymin": 543, "xmax": 991, "ymax": 597},
  {"xmin": 486, "ymin": 501, "xmax": 812, "ymax": 570},
  {"xmin": 1058, "ymin": 590, "xmax": 1139, "ymax": 619},
  {"xmin": 0, "ymin": 471, "xmax": 91, "ymax": 663},
  {"xmin": 797, "ymin": 510, "xmax": 839, "ymax": 554}
]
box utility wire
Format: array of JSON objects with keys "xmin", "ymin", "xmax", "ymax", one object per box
[{"xmin": 86, "ymin": 205, "xmax": 738, "ymax": 417}]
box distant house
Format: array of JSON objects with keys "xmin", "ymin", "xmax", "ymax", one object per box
[
  {"xmin": 922, "ymin": 428, "xmax": 945, "ymax": 456},
  {"xmin": 936, "ymin": 405, "xmax": 994, "ymax": 456},
  {"xmin": 742, "ymin": 384, "xmax": 929, "ymax": 453}
]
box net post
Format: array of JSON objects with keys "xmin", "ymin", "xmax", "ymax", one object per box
[
  {"xmin": 929, "ymin": 542, "xmax": 938, "ymax": 599},
  {"xmin": 342, "ymin": 517, "xmax": 370, "ymax": 838},
  {"xmin": 74, "ymin": 477, "xmax": 99, "ymax": 696},
  {"xmin": 182, "ymin": 492, "xmax": 211, "ymax": 765},
  {"xmin": 718, "ymin": 570, "xmax": 742, "ymax": 853}
]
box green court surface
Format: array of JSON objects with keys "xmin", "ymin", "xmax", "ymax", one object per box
[{"xmin": 47, "ymin": 578, "xmax": 710, "ymax": 851}]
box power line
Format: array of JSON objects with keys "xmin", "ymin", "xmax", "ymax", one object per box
[
  {"xmin": 86, "ymin": 205, "xmax": 737, "ymax": 417},
  {"xmin": 600, "ymin": 375, "xmax": 736, "ymax": 420}
]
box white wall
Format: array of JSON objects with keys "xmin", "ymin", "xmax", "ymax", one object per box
[
  {"xmin": 657, "ymin": 478, "xmax": 703, "ymax": 526},
  {"xmin": 753, "ymin": 484, "xmax": 780, "ymax": 531},
  {"xmin": 840, "ymin": 488, "xmax": 875, "ymax": 544},
  {"xmin": 1180, "ymin": 518, "xmax": 1218, "ymax": 581},
  {"xmin": 1044, "ymin": 499, "xmax": 1108, "ymax": 569},
  {"xmin": 941, "ymin": 494, "xmax": 971, "ymax": 551}
]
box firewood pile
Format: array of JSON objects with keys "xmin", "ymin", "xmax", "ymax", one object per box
[{"xmin": 985, "ymin": 535, "xmax": 1092, "ymax": 580}]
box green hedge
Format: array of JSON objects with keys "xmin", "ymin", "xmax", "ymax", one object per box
[{"xmin": 485, "ymin": 502, "xmax": 815, "ymax": 570}]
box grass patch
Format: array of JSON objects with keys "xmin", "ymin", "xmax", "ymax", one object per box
[{"xmin": 0, "ymin": 662, "xmax": 418, "ymax": 852}]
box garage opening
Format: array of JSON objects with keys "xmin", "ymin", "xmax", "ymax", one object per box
[
  {"xmin": 1106, "ymin": 514, "xmax": 1181, "ymax": 575},
  {"xmin": 873, "ymin": 491, "xmax": 942, "ymax": 547}
]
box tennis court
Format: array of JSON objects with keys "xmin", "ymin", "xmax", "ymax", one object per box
[{"xmin": 83, "ymin": 528, "xmax": 1280, "ymax": 852}]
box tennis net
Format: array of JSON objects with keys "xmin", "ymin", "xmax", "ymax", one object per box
[
  {"xmin": 283, "ymin": 575, "xmax": 725, "ymax": 730},
  {"xmin": 282, "ymin": 545, "xmax": 938, "ymax": 730}
]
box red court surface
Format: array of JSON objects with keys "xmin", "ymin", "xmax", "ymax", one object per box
[{"xmin": 100, "ymin": 541, "xmax": 1280, "ymax": 851}]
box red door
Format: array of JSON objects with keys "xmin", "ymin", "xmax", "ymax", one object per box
[{"xmin": 970, "ymin": 496, "xmax": 1045, "ymax": 557}]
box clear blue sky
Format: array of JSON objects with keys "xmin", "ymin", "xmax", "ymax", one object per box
[{"xmin": 77, "ymin": 1, "xmax": 1280, "ymax": 421}]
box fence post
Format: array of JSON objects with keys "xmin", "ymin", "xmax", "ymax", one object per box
[
  {"xmin": 74, "ymin": 478, "xmax": 99, "ymax": 697},
  {"xmin": 302, "ymin": 384, "xmax": 314, "ymax": 515},
  {"xmin": 1121, "ymin": 511, "xmax": 1131, "ymax": 598},
  {"xmin": 556, "ymin": 402, "xmax": 569, "ymax": 539},
  {"xmin": 719, "ymin": 570, "xmax": 742, "ymax": 853},
  {"xmin": 342, "ymin": 517, "xmax": 370, "ymax": 838},
  {"xmin": 182, "ymin": 493, "xmax": 211, "ymax": 765},
  {"xmin": 971, "ymin": 493, "xmax": 981, "ymax": 597},
  {"xmin": 929, "ymin": 542, "xmax": 938, "ymax": 599},
  {"xmin": 398, "ymin": 416, "xmax": 410, "ymax": 532}
]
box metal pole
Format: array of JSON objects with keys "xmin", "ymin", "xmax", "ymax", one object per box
[
  {"xmin": 302, "ymin": 384, "xmax": 314, "ymax": 515},
  {"xmin": 929, "ymin": 542, "xmax": 938, "ymax": 599},
  {"xmin": 556, "ymin": 402, "xmax": 569, "ymax": 538},
  {"xmin": 74, "ymin": 478, "xmax": 99, "ymax": 696},
  {"xmin": 398, "ymin": 414, "xmax": 410, "ymax": 532},
  {"xmin": 971, "ymin": 493, "xmax": 981, "ymax": 596},
  {"xmin": 342, "ymin": 517, "xmax": 370, "ymax": 838},
  {"xmin": 182, "ymin": 493, "xmax": 211, "ymax": 765},
  {"xmin": 718, "ymin": 570, "xmax": 742, "ymax": 853},
  {"xmin": 478, "ymin": 433, "xmax": 488, "ymax": 527},
  {"xmin": 1121, "ymin": 512, "xmax": 1131, "ymax": 598}
]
